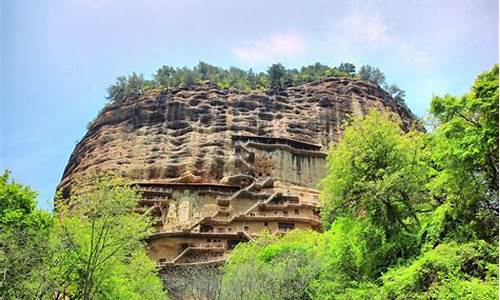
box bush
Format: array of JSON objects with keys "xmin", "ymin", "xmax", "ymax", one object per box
[
  {"xmin": 379, "ymin": 241, "xmax": 498, "ymax": 299},
  {"xmin": 221, "ymin": 230, "xmax": 321, "ymax": 300},
  {"xmin": 106, "ymin": 72, "xmax": 147, "ymax": 103}
]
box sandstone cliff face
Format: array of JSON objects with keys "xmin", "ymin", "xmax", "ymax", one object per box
[
  {"xmin": 59, "ymin": 77, "xmax": 416, "ymax": 191},
  {"xmin": 58, "ymin": 77, "xmax": 418, "ymax": 267}
]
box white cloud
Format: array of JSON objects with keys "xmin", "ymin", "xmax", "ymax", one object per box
[
  {"xmin": 232, "ymin": 33, "xmax": 305, "ymax": 63},
  {"xmin": 342, "ymin": 13, "xmax": 389, "ymax": 45},
  {"xmin": 336, "ymin": 12, "xmax": 431, "ymax": 67},
  {"xmin": 398, "ymin": 42, "xmax": 432, "ymax": 67}
]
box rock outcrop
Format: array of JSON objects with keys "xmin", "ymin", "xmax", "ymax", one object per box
[{"xmin": 58, "ymin": 77, "xmax": 418, "ymax": 266}]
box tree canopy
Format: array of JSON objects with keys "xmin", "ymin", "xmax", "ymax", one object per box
[
  {"xmin": 0, "ymin": 171, "xmax": 53, "ymax": 299},
  {"xmin": 104, "ymin": 62, "xmax": 407, "ymax": 105},
  {"xmin": 0, "ymin": 173, "xmax": 166, "ymax": 300},
  {"xmin": 319, "ymin": 110, "xmax": 429, "ymax": 235}
]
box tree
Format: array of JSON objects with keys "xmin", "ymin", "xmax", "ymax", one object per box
[
  {"xmin": 246, "ymin": 68, "xmax": 258, "ymax": 90},
  {"xmin": 106, "ymin": 72, "xmax": 146, "ymax": 103},
  {"xmin": 337, "ymin": 63, "xmax": 356, "ymax": 75},
  {"xmin": 297, "ymin": 63, "xmax": 332, "ymax": 83},
  {"xmin": 182, "ymin": 69, "xmax": 197, "ymax": 88},
  {"xmin": 196, "ymin": 61, "xmax": 211, "ymax": 80},
  {"xmin": 379, "ymin": 241, "xmax": 498, "ymax": 299},
  {"xmin": 430, "ymin": 65, "xmax": 498, "ymax": 203},
  {"xmin": 320, "ymin": 110, "xmax": 429, "ymax": 236},
  {"xmin": 112, "ymin": 63, "xmax": 402, "ymax": 97},
  {"xmin": 163, "ymin": 262, "xmax": 223, "ymax": 300},
  {"xmin": 308, "ymin": 217, "xmax": 403, "ymax": 298},
  {"xmin": 0, "ymin": 171, "xmax": 53, "ymax": 299},
  {"xmin": 358, "ymin": 65, "xmax": 386, "ymax": 85},
  {"xmin": 154, "ymin": 65, "xmax": 176, "ymax": 87},
  {"xmin": 221, "ymin": 222, "xmax": 395, "ymax": 299},
  {"xmin": 33, "ymin": 175, "xmax": 166, "ymax": 300},
  {"xmin": 221, "ymin": 230, "xmax": 321, "ymax": 300},
  {"xmin": 267, "ymin": 63, "xmax": 288, "ymax": 92},
  {"xmin": 384, "ymin": 83, "xmax": 407, "ymax": 106},
  {"xmin": 426, "ymin": 64, "xmax": 499, "ymax": 242},
  {"xmin": 316, "ymin": 110, "xmax": 432, "ymax": 294}
]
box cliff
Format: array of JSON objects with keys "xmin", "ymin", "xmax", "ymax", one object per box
[
  {"xmin": 59, "ymin": 77, "xmax": 416, "ymax": 191},
  {"xmin": 58, "ymin": 77, "xmax": 419, "ymax": 266}
]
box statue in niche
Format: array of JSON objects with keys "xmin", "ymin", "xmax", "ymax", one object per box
[
  {"xmin": 178, "ymin": 200, "xmax": 190, "ymax": 224},
  {"xmin": 166, "ymin": 202, "xmax": 178, "ymax": 224}
]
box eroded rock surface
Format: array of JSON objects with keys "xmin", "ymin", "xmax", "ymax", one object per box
[{"xmin": 60, "ymin": 78, "xmax": 415, "ymax": 190}]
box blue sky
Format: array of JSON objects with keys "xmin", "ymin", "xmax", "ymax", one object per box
[{"xmin": 1, "ymin": 0, "xmax": 498, "ymax": 210}]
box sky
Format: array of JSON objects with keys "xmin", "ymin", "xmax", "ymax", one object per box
[{"xmin": 1, "ymin": 0, "xmax": 498, "ymax": 210}]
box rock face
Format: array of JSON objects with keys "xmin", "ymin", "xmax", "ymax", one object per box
[{"xmin": 59, "ymin": 77, "xmax": 418, "ymax": 266}]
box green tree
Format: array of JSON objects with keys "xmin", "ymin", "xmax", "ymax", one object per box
[
  {"xmin": 112, "ymin": 62, "xmax": 403, "ymax": 97},
  {"xmin": 106, "ymin": 72, "xmax": 146, "ymax": 103},
  {"xmin": 246, "ymin": 68, "xmax": 258, "ymax": 90},
  {"xmin": 297, "ymin": 63, "xmax": 332, "ymax": 83},
  {"xmin": 221, "ymin": 230, "xmax": 321, "ymax": 300},
  {"xmin": 308, "ymin": 216, "xmax": 419, "ymax": 299},
  {"xmin": 425, "ymin": 64, "xmax": 499, "ymax": 243},
  {"xmin": 379, "ymin": 241, "xmax": 498, "ymax": 299},
  {"xmin": 358, "ymin": 65, "xmax": 386, "ymax": 85},
  {"xmin": 267, "ymin": 63, "xmax": 288, "ymax": 92},
  {"xmin": 182, "ymin": 69, "xmax": 197, "ymax": 88},
  {"xmin": 0, "ymin": 171, "xmax": 53, "ymax": 299},
  {"xmin": 195, "ymin": 61, "xmax": 211, "ymax": 80},
  {"xmin": 317, "ymin": 110, "xmax": 431, "ymax": 293},
  {"xmin": 154, "ymin": 65, "xmax": 176, "ymax": 87},
  {"xmin": 320, "ymin": 110, "xmax": 429, "ymax": 236},
  {"xmin": 431, "ymin": 65, "xmax": 498, "ymax": 205},
  {"xmin": 34, "ymin": 175, "xmax": 166, "ymax": 300},
  {"xmin": 337, "ymin": 62, "xmax": 356, "ymax": 75},
  {"xmin": 384, "ymin": 83, "xmax": 407, "ymax": 106}
]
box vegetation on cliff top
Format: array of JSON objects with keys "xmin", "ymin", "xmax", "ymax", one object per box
[
  {"xmin": 105, "ymin": 62, "xmax": 406, "ymax": 105},
  {"xmin": 86, "ymin": 62, "xmax": 408, "ymax": 131}
]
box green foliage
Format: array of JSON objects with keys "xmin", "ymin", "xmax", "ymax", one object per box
[
  {"xmin": 337, "ymin": 62, "xmax": 356, "ymax": 75},
  {"xmin": 0, "ymin": 170, "xmax": 44, "ymax": 226},
  {"xmin": 417, "ymin": 200, "xmax": 491, "ymax": 253},
  {"xmin": 31, "ymin": 175, "xmax": 166, "ymax": 299},
  {"xmin": 430, "ymin": 65, "xmax": 498, "ymax": 219},
  {"xmin": 221, "ymin": 230, "xmax": 322, "ymax": 300},
  {"xmin": 308, "ymin": 218, "xmax": 389, "ymax": 298},
  {"xmin": 94, "ymin": 251, "xmax": 166, "ymax": 300},
  {"xmin": 320, "ymin": 110, "xmax": 429, "ymax": 237},
  {"xmin": 425, "ymin": 65, "xmax": 499, "ymax": 245},
  {"xmin": 379, "ymin": 241, "xmax": 498, "ymax": 299},
  {"xmin": 106, "ymin": 62, "xmax": 407, "ymax": 104},
  {"xmin": 357, "ymin": 65, "xmax": 408, "ymax": 106},
  {"xmin": 267, "ymin": 63, "xmax": 289, "ymax": 92},
  {"xmin": 292, "ymin": 62, "xmax": 332, "ymax": 83},
  {"xmin": 0, "ymin": 172, "xmax": 166, "ymax": 299},
  {"xmin": 106, "ymin": 72, "xmax": 149, "ymax": 103},
  {"xmin": 0, "ymin": 171, "xmax": 53, "ymax": 299},
  {"xmin": 358, "ymin": 65, "xmax": 386, "ymax": 85},
  {"xmin": 222, "ymin": 218, "xmax": 417, "ymax": 299},
  {"xmin": 385, "ymin": 83, "xmax": 407, "ymax": 106}
]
